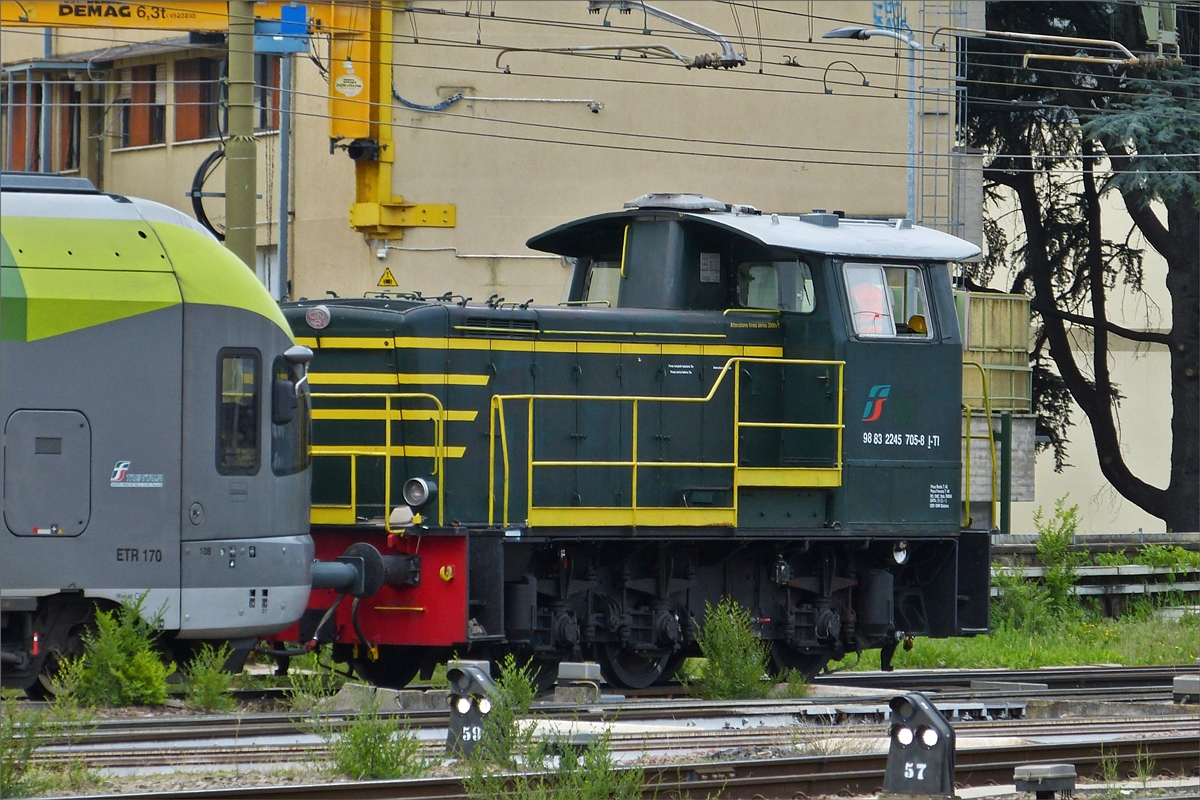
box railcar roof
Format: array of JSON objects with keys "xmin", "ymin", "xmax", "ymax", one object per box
[{"xmin": 527, "ymin": 208, "xmax": 982, "ymax": 262}]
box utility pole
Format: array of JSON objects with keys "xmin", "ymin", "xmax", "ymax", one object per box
[
  {"xmin": 276, "ymin": 53, "xmax": 292, "ymax": 300},
  {"xmin": 225, "ymin": 1, "xmax": 257, "ymax": 269},
  {"xmin": 40, "ymin": 28, "xmax": 51, "ymax": 172}
]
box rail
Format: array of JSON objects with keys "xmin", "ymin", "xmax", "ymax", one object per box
[
  {"xmin": 488, "ymin": 357, "xmax": 845, "ymax": 527},
  {"xmin": 962, "ymin": 361, "xmax": 999, "ymax": 529},
  {"xmin": 308, "ymin": 392, "xmax": 446, "ymax": 530}
]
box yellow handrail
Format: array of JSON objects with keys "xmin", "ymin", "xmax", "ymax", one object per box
[
  {"xmin": 488, "ymin": 357, "xmax": 845, "ymax": 527},
  {"xmin": 962, "ymin": 361, "xmax": 999, "ymax": 528},
  {"xmin": 310, "ymin": 391, "xmax": 447, "ymax": 529}
]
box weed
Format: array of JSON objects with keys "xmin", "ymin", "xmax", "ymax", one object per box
[
  {"xmin": 285, "ymin": 647, "xmax": 349, "ymax": 715},
  {"xmin": 428, "ymin": 662, "xmax": 450, "ymax": 689},
  {"xmin": 771, "ymin": 668, "xmax": 809, "ymax": 699},
  {"xmin": 327, "ymin": 692, "xmax": 427, "ymax": 780},
  {"xmin": 185, "ymin": 643, "xmax": 235, "ymax": 712},
  {"xmin": 1033, "ymin": 497, "xmax": 1083, "ymax": 618},
  {"xmin": 68, "ymin": 594, "xmax": 175, "ymax": 706},
  {"xmin": 1134, "ymin": 742, "xmax": 1156, "ymax": 787},
  {"xmin": 471, "ymin": 653, "xmax": 537, "ymax": 770},
  {"xmin": 1, "ymin": 689, "xmax": 45, "ymax": 797},
  {"xmin": 1098, "ymin": 744, "xmax": 1121, "ymax": 795},
  {"xmin": 791, "ymin": 724, "xmax": 876, "ymax": 756},
  {"xmin": 695, "ymin": 596, "xmax": 770, "ymax": 700}
]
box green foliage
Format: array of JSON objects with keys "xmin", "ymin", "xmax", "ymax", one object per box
[
  {"xmin": 185, "ymin": 644, "xmax": 235, "ymax": 712},
  {"xmin": 68, "ymin": 594, "xmax": 175, "ymax": 707},
  {"xmin": 829, "ymin": 611, "xmax": 1199, "ymax": 670},
  {"xmin": 286, "ymin": 647, "xmax": 349, "ymax": 714},
  {"xmin": 462, "ymin": 661, "xmax": 643, "ymax": 800},
  {"xmin": 694, "ymin": 596, "xmax": 769, "ymax": 700},
  {"xmin": 471, "ymin": 654, "xmax": 537, "ymax": 770},
  {"xmin": 1033, "ymin": 497, "xmax": 1084, "ymax": 616},
  {"xmin": 1138, "ymin": 544, "xmax": 1200, "ymax": 570},
  {"xmin": 2, "ymin": 689, "xmax": 44, "ymax": 797},
  {"xmin": 775, "ymin": 668, "xmax": 810, "ymax": 699},
  {"xmin": 327, "ymin": 694, "xmax": 427, "ymax": 781}
]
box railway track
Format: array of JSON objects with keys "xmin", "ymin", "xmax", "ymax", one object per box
[{"xmin": 39, "ymin": 730, "xmax": 1200, "ymax": 800}]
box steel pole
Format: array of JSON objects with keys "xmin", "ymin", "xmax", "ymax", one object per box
[
  {"xmin": 225, "ymin": 1, "xmax": 258, "ymax": 269},
  {"xmin": 276, "ymin": 53, "xmax": 292, "ymax": 300},
  {"xmin": 906, "ymin": 46, "xmax": 916, "ymax": 221},
  {"xmin": 40, "ymin": 29, "xmax": 52, "ymax": 172},
  {"xmin": 999, "ymin": 411, "xmax": 1012, "ymax": 536}
]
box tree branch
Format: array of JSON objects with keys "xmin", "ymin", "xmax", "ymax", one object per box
[
  {"xmin": 1032, "ymin": 305, "xmax": 1171, "ymax": 345},
  {"xmin": 1104, "ymin": 152, "xmax": 1177, "ymax": 261}
]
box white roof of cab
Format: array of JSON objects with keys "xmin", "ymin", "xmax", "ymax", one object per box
[
  {"xmin": 690, "ymin": 211, "xmax": 981, "ymax": 261},
  {"xmin": 528, "ymin": 193, "xmax": 982, "ymax": 261}
]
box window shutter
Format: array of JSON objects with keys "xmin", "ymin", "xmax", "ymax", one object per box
[
  {"xmin": 154, "ymin": 63, "xmax": 167, "ymax": 105},
  {"xmin": 116, "ymin": 68, "xmax": 131, "ymax": 101}
]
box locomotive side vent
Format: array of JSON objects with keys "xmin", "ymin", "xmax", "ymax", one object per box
[{"xmin": 464, "ymin": 316, "xmax": 539, "ymax": 339}]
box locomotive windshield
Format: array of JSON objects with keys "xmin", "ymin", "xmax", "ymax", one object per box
[
  {"xmin": 844, "ymin": 263, "xmax": 931, "ymax": 339},
  {"xmin": 581, "ymin": 260, "xmax": 621, "ymax": 307},
  {"xmin": 271, "ymin": 356, "xmax": 311, "ymax": 477},
  {"xmin": 217, "ymin": 349, "xmax": 261, "ymax": 475},
  {"xmin": 736, "ymin": 259, "xmax": 815, "ymax": 312}
]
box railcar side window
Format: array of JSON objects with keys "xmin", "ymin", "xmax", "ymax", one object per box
[
  {"xmin": 271, "ymin": 357, "xmax": 311, "ymax": 476},
  {"xmin": 582, "ymin": 260, "xmax": 621, "ymax": 307},
  {"xmin": 737, "ymin": 260, "xmax": 815, "ymax": 312},
  {"xmin": 217, "ymin": 350, "xmax": 260, "ymax": 475},
  {"xmin": 844, "ymin": 264, "xmax": 931, "ymax": 338}
]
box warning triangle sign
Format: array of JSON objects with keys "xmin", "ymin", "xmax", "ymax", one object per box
[{"xmin": 377, "ymin": 267, "xmax": 398, "ymax": 288}]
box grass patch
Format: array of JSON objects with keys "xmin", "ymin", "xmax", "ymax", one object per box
[
  {"xmin": 285, "ymin": 647, "xmax": 349, "ymax": 715},
  {"xmin": 829, "ymin": 613, "xmax": 1199, "ymax": 671}
]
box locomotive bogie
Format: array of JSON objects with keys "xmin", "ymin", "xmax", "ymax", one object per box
[{"xmin": 1, "ymin": 174, "xmax": 314, "ymax": 691}]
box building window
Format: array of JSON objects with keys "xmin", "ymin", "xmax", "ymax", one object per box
[
  {"xmin": 119, "ymin": 64, "xmax": 166, "ymax": 148},
  {"xmin": 217, "ymin": 349, "xmax": 261, "ymax": 475},
  {"xmin": 60, "ymin": 85, "xmax": 81, "ymax": 171},
  {"xmin": 6, "ymin": 82, "xmax": 42, "ymax": 171},
  {"xmin": 255, "ymin": 54, "xmax": 281, "ymax": 131},
  {"xmin": 175, "ymin": 57, "xmax": 223, "ymax": 141}
]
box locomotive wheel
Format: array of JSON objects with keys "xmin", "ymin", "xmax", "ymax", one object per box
[
  {"xmin": 351, "ymin": 646, "xmax": 423, "ymax": 689},
  {"xmin": 597, "ymin": 644, "xmax": 674, "ymax": 689},
  {"xmin": 769, "ymin": 643, "xmax": 831, "ymax": 680}
]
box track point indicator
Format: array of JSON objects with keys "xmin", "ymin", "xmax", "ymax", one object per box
[{"xmin": 378, "ymin": 267, "xmax": 398, "ymax": 287}]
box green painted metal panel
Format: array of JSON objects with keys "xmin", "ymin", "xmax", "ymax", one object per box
[
  {"xmin": 3, "ymin": 218, "xmax": 174, "ymax": 272},
  {"xmin": 1, "ymin": 266, "xmax": 27, "ymax": 342}
]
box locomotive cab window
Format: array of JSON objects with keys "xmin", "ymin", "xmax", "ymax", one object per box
[
  {"xmin": 271, "ymin": 357, "xmax": 311, "ymax": 476},
  {"xmin": 844, "ymin": 263, "xmax": 931, "ymax": 338},
  {"xmin": 737, "ymin": 260, "xmax": 815, "ymax": 313},
  {"xmin": 581, "ymin": 260, "xmax": 622, "ymax": 307},
  {"xmin": 217, "ymin": 349, "xmax": 261, "ymax": 475}
]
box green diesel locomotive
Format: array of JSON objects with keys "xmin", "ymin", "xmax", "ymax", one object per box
[{"xmin": 277, "ymin": 193, "xmax": 990, "ymax": 687}]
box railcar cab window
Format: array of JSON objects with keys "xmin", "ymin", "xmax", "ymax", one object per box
[
  {"xmin": 581, "ymin": 260, "xmax": 622, "ymax": 307},
  {"xmin": 737, "ymin": 260, "xmax": 815, "ymax": 312},
  {"xmin": 844, "ymin": 263, "xmax": 931, "ymax": 339},
  {"xmin": 271, "ymin": 357, "xmax": 311, "ymax": 476},
  {"xmin": 217, "ymin": 350, "xmax": 261, "ymax": 475}
]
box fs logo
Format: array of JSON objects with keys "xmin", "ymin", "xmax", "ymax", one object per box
[
  {"xmin": 111, "ymin": 461, "xmax": 131, "ymax": 483},
  {"xmin": 862, "ymin": 385, "xmax": 891, "ymax": 422}
]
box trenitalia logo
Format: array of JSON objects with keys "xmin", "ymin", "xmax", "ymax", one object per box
[{"xmin": 862, "ymin": 385, "xmax": 891, "ymax": 422}]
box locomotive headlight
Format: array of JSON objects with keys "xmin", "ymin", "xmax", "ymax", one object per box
[
  {"xmin": 305, "ymin": 305, "xmax": 331, "ymax": 330},
  {"xmin": 403, "ymin": 477, "xmax": 437, "ymax": 508},
  {"xmin": 455, "ymin": 696, "xmax": 472, "ymax": 715},
  {"xmin": 892, "ymin": 541, "xmax": 909, "ymax": 565},
  {"xmin": 478, "ymin": 697, "xmax": 492, "ymax": 715},
  {"xmin": 892, "ymin": 725, "xmax": 914, "ymax": 746},
  {"xmin": 918, "ymin": 726, "xmax": 939, "ymax": 747}
]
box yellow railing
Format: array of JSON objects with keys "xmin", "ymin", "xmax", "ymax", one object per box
[
  {"xmin": 487, "ymin": 357, "xmax": 845, "ymax": 528},
  {"xmin": 962, "ymin": 361, "xmax": 999, "ymax": 529},
  {"xmin": 309, "ymin": 392, "xmax": 447, "ymax": 530}
]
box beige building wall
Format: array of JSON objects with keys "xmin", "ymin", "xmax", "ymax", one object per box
[
  {"xmin": 5, "ymin": 1, "xmax": 935, "ymax": 304},
  {"xmin": 992, "ymin": 190, "xmax": 1173, "ymax": 534}
]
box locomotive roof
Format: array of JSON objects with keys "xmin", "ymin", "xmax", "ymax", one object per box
[{"xmin": 527, "ymin": 204, "xmax": 982, "ymax": 262}]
